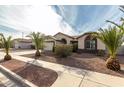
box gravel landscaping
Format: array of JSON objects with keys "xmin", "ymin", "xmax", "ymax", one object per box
[
  {"xmin": 0, "ymin": 59, "xmax": 58, "ymax": 87},
  {"xmin": 22, "ymin": 52, "xmax": 124, "ymax": 78}
]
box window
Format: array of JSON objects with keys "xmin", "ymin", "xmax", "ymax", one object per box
[
  {"xmin": 61, "ymin": 38, "xmax": 67, "ymax": 44},
  {"xmin": 85, "ymin": 35, "xmax": 97, "ymax": 50}
]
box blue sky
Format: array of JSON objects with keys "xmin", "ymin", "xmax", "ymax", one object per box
[
  {"xmin": 0, "ymin": 5, "xmax": 123, "ymax": 38},
  {"xmin": 52, "ymin": 5, "xmax": 124, "ymax": 34}
]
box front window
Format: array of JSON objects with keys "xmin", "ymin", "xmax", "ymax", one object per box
[
  {"xmin": 85, "ymin": 35, "xmax": 97, "ymax": 50},
  {"xmin": 61, "ymin": 38, "xmax": 67, "ymax": 44}
]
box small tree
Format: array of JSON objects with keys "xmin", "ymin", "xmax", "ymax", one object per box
[
  {"xmin": 92, "ymin": 26, "xmax": 124, "ymax": 71},
  {"xmin": 0, "ymin": 34, "xmax": 12, "ymax": 60},
  {"xmin": 28, "ymin": 32, "xmax": 42, "ymax": 57}
]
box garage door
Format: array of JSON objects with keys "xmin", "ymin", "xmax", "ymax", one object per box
[
  {"xmin": 14, "ymin": 43, "xmax": 19, "ymax": 49},
  {"xmin": 44, "ymin": 42, "xmax": 54, "ymax": 51}
]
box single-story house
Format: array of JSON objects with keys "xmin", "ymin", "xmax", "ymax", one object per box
[
  {"xmin": 37, "ymin": 32, "xmax": 105, "ymax": 53},
  {"xmin": 13, "ymin": 32, "xmax": 124, "ymax": 55},
  {"xmin": 45, "ymin": 32, "xmax": 124, "ymax": 55}
]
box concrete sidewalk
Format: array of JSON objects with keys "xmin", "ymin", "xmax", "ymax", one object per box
[
  {"xmin": 0, "ymin": 71, "xmax": 23, "ymax": 87},
  {"xmin": 0, "ymin": 51, "xmax": 124, "ymax": 87}
]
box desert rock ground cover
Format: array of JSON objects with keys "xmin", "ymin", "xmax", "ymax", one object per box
[
  {"xmin": 22, "ymin": 52, "xmax": 124, "ymax": 78},
  {"xmin": 0, "ymin": 59, "xmax": 58, "ymax": 87}
]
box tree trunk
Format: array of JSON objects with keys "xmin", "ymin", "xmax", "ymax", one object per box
[
  {"xmin": 106, "ymin": 57, "xmax": 120, "ymax": 71},
  {"xmin": 35, "ymin": 50, "xmax": 41, "ymax": 57},
  {"xmin": 4, "ymin": 54, "xmax": 12, "ymax": 61}
]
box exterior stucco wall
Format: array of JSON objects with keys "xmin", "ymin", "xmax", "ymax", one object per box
[
  {"xmin": 78, "ymin": 35, "xmax": 105, "ymax": 50},
  {"xmin": 78, "ymin": 35, "xmax": 87, "ymax": 49},
  {"xmin": 54, "ymin": 33, "xmax": 73, "ymax": 45},
  {"xmin": 97, "ymin": 39, "xmax": 106, "ymax": 50}
]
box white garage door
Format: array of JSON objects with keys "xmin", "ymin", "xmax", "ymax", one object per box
[
  {"xmin": 44, "ymin": 42, "xmax": 54, "ymax": 51},
  {"xmin": 15, "ymin": 42, "xmax": 32, "ymax": 49},
  {"xmin": 15, "ymin": 43, "xmax": 19, "ymax": 49}
]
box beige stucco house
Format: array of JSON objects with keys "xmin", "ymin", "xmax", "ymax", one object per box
[
  {"xmin": 13, "ymin": 32, "xmax": 124, "ymax": 55},
  {"xmin": 41, "ymin": 32, "xmax": 106, "ymax": 53},
  {"xmin": 53, "ymin": 32, "xmax": 106, "ymax": 53},
  {"xmin": 13, "ymin": 32, "xmax": 106, "ymax": 52}
]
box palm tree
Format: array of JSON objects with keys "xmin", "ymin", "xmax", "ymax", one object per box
[
  {"xmin": 0, "ymin": 33, "xmax": 12, "ymax": 60},
  {"xmin": 92, "ymin": 26, "xmax": 124, "ymax": 71},
  {"xmin": 28, "ymin": 32, "xmax": 44, "ymax": 57},
  {"xmin": 120, "ymin": 6, "xmax": 124, "ymax": 13}
]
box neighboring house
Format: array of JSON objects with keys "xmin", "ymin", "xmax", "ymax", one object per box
[{"xmin": 13, "ymin": 38, "xmax": 33, "ymax": 49}]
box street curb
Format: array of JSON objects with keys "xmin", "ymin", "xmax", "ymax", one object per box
[{"xmin": 0, "ymin": 65, "xmax": 37, "ymax": 87}]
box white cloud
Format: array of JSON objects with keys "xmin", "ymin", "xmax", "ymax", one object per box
[
  {"xmin": 24, "ymin": 5, "xmax": 74, "ymax": 35},
  {"xmin": 0, "ymin": 5, "xmax": 75, "ymax": 38}
]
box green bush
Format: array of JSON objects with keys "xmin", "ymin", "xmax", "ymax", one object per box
[
  {"xmin": 72, "ymin": 43, "xmax": 78, "ymax": 52},
  {"xmin": 55, "ymin": 44, "xmax": 73, "ymax": 57},
  {"xmin": 97, "ymin": 50, "xmax": 105, "ymax": 56}
]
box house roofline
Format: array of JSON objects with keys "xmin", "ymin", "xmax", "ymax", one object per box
[
  {"xmin": 76, "ymin": 31, "xmax": 96, "ymax": 39},
  {"xmin": 53, "ymin": 32, "xmax": 75, "ymax": 39},
  {"xmin": 13, "ymin": 38, "xmax": 32, "ymax": 43}
]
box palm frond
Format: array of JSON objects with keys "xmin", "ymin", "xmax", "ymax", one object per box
[
  {"xmin": 28, "ymin": 32, "xmax": 45, "ymax": 51},
  {"xmin": 119, "ymin": 6, "xmax": 124, "ymax": 13},
  {"xmin": 0, "ymin": 34, "xmax": 12, "ymax": 55},
  {"xmin": 92, "ymin": 26, "xmax": 124, "ymax": 57}
]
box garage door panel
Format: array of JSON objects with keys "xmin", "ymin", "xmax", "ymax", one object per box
[{"xmin": 44, "ymin": 42, "xmax": 54, "ymax": 51}]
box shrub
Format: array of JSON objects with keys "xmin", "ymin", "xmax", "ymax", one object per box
[
  {"xmin": 72, "ymin": 43, "xmax": 78, "ymax": 52},
  {"xmin": 55, "ymin": 44, "xmax": 73, "ymax": 57},
  {"xmin": 97, "ymin": 50, "xmax": 105, "ymax": 56}
]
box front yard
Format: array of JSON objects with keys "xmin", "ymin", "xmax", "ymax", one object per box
[
  {"xmin": 22, "ymin": 52, "xmax": 124, "ymax": 78},
  {"xmin": 0, "ymin": 59, "xmax": 58, "ymax": 87}
]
